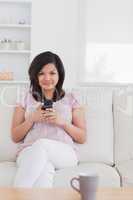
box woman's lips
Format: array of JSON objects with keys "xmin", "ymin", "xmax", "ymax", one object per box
[{"xmin": 42, "ymin": 83, "xmax": 52, "ymax": 86}]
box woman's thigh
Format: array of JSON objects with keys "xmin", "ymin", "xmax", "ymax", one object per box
[
  {"xmin": 16, "ymin": 144, "xmax": 48, "ymax": 167},
  {"xmin": 32, "ymin": 138, "xmax": 78, "ymax": 169}
]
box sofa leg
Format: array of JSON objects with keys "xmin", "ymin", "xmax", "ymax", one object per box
[{"xmin": 114, "ymin": 166, "xmax": 123, "ymax": 187}]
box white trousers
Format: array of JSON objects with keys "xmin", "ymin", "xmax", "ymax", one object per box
[{"xmin": 13, "ymin": 138, "xmax": 78, "ymax": 188}]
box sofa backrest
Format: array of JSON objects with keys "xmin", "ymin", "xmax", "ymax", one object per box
[
  {"xmin": 0, "ymin": 82, "xmax": 132, "ymax": 165},
  {"xmin": 113, "ymin": 85, "xmax": 133, "ymax": 164},
  {"xmin": 71, "ymin": 86, "xmax": 114, "ymax": 166}
]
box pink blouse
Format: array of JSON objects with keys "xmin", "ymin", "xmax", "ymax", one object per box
[{"xmin": 16, "ymin": 90, "xmax": 81, "ymax": 155}]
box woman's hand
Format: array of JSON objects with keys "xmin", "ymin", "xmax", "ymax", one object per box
[
  {"xmin": 29, "ymin": 104, "xmax": 46, "ymax": 123},
  {"xmin": 44, "ymin": 108, "xmax": 65, "ymax": 127}
]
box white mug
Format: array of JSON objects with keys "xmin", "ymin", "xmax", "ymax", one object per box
[{"xmin": 70, "ymin": 173, "xmax": 99, "ymax": 200}]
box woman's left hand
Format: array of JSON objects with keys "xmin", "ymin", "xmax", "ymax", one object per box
[{"xmin": 44, "ymin": 108, "xmax": 65, "ymax": 127}]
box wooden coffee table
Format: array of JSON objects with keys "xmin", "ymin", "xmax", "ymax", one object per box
[
  {"xmin": 97, "ymin": 188, "xmax": 133, "ymax": 200},
  {"xmin": 0, "ymin": 187, "xmax": 133, "ymax": 200}
]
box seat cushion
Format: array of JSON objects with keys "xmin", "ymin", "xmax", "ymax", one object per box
[
  {"xmin": 0, "ymin": 161, "xmax": 120, "ymax": 187},
  {"xmin": 0, "ymin": 162, "xmax": 16, "ymax": 186},
  {"xmin": 116, "ymin": 160, "xmax": 133, "ymax": 186},
  {"xmin": 54, "ymin": 162, "xmax": 120, "ymax": 187}
]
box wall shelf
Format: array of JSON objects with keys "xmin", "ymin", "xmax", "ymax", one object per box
[
  {"xmin": 0, "ymin": 80, "xmax": 29, "ymax": 83},
  {"xmin": 0, "ymin": 24, "xmax": 31, "ymax": 28},
  {"xmin": 0, "ymin": 0, "xmax": 31, "ymax": 3},
  {"xmin": 0, "ymin": 0, "xmax": 31, "ymax": 81},
  {"xmin": 0, "ymin": 50, "xmax": 31, "ymax": 54}
]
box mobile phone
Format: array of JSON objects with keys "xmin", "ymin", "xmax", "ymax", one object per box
[{"xmin": 41, "ymin": 99, "xmax": 53, "ymax": 110}]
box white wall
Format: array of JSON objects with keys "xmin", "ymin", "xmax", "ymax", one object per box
[
  {"xmin": 85, "ymin": 0, "xmax": 133, "ymax": 43},
  {"xmin": 78, "ymin": 0, "xmax": 133, "ymax": 83},
  {"xmin": 31, "ymin": 0, "xmax": 133, "ymax": 85},
  {"xmin": 31, "ymin": 0, "xmax": 79, "ymax": 88}
]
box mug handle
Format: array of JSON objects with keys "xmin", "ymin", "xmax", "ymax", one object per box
[{"xmin": 70, "ymin": 177, "xmax": 80, "ymax": 192}]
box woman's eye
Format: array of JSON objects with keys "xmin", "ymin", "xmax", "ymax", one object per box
[
  {"xmin": 38, "ymin": 72, "xmax": 43, "ymax": 76},
  {"xmin": 38, "ymin": 72, "xmax": 56, "ymax": 76}
]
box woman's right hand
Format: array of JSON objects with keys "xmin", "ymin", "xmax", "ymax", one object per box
[{"xmin": 29, "ymin": 104, "xmax": 46, "ymax": 123}]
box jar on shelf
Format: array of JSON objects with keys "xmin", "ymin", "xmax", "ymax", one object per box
[
  {"xmin": 0, "ymin": 40, "xmax": 4, "ymax": 50},
  {"xmin": 10, "ymin": 40, "xmax": 17, "ymax": 50},
  {"xmin": 0, "ymin": 39, "xmax": 11, "ymax": 50},
  {"xmin": 16, "ymin": 41, "xmax": 25, "ymax": 50}
]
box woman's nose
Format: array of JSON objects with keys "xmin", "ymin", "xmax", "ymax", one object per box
[{"xmin": 44, "ymin": 74, "xmax": 50, "ymax": 80}]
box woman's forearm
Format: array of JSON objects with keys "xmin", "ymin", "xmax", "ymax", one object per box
[
  {"xmin": 12, "ymin": 117, "xmax": 34, "ymax": 143},
  {"xmin": 62, "ymin": 122, "xmax": 86, "ymax": 144}
]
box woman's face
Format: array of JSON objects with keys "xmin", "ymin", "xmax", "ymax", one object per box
[{"xmin": 38, "ymin": 63, "xmax": 59, "ymax": 91}]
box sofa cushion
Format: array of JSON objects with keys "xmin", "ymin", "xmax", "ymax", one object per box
[
  {"xmin": 54, "ymin": 162, "xmax": 120, "ymax": 187},
  {"xmin": 116, "ymin": 160, "xmax": 133, "ymax": 186},
  {"xmin": 113, "ymin": 86, "xmax": 133, "ymax": 164},
  {"xmin": 72, "ymin": 87, "xmax": 114, "ymax": 165},
  {"xmin": 0, "ymin": 162, "xmax": 16, "ymax": 186},
  {"xmin": 0, "ymin": 84, "xmax": 28, "ymax": 161}
]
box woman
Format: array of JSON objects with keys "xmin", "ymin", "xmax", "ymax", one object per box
[{"xmin": 11, "ymin": 51, "xmax": 86, "ymax": 188}]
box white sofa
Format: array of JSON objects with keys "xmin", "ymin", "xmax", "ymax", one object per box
[{"xmin": 0, "ymin": 82, "xmax": 133, "ymax": 187}]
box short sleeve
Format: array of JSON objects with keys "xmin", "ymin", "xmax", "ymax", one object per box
[
  {"xmin": 70, "ymin": 92, "xmax": 82, "ymax": 109},
  {"xmin": 16, "ymin": 89, "xmax": 29, "ymax": 109}
]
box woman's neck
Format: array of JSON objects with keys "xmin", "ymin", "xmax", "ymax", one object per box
[{"xmin": 42, "ymin": 89, "xmax": 54, "ymax": 100}]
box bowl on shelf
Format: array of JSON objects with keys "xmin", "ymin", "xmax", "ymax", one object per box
[{"xmin": 0, "ymin": 71, "xmax": 14, "ymax": 80}]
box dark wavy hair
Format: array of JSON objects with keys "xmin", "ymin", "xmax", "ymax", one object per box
[{"xmin": 28, "ymin": 51, "xmax": 65, "ymax": 102}]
